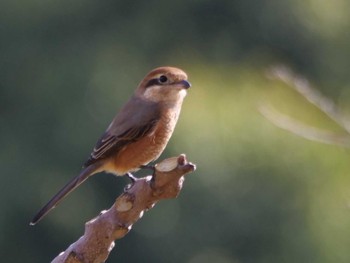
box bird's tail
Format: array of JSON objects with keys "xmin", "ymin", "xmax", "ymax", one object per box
[{"xmin": 30, "ymin": 164, "xmax": 100, "ymax": 225}]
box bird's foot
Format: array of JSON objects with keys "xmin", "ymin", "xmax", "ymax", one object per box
[{"xmin": 126, "ymin": 172, "xmax": 138, "ymax": 183}]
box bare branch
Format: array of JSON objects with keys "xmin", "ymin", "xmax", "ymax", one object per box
[
  {"xmin": 267, "ymin": 65, "xmax": 350, "ymax": 133},
  {"xmin": 51, "ymin": 155, "xmax": 196, "ymax": 263},
  {"xmin": 260, "ymin": 65, "xmax": 350, "ymax": 147},
  {"xmin": 259, "ymin": 104, "xmax": 350, "ymax": 147}
]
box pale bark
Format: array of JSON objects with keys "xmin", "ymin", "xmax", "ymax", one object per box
[{"xmin": 51, "ymin": 154, "xmax": 196, "ymax": 263}]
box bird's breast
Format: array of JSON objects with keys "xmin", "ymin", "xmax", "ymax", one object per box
[{"xmin": 109, "ymin": 106, "xmax": 181, "ymax": 175}]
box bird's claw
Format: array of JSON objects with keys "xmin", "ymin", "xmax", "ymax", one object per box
[{"xmin": 126, "ymin": 172, "xmax": 137, "ymax": 183}]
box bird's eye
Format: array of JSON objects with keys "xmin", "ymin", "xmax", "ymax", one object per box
[{"xmin": 159, "ymin": 75, "xmax": 168, "ymax": 83}]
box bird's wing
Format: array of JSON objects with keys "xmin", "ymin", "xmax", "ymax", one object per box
[
  {"xmin": 83, "ymin": 118, "xmax": 159, "ymax": 167},
  {"xmin": 83, "ymin": 96, "xmax": 161, "ymax": 167}
]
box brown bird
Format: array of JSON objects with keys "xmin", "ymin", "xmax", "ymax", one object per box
[{"xmin": 30, "ymin": 66, "xmax": 191, "ymax": 225}]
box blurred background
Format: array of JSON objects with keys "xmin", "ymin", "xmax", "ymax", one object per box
[{"xmin": 2, "ymin": 0, "xmax": 350, "ymax": 262}]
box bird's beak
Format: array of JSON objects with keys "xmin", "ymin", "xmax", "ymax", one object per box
[{"xmin": 177, "ymin": 80, "xmax": 191, "ymax": 89}]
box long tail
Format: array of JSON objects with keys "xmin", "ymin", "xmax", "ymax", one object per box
[{"xmin": 30, "ymin": 164, "xmax": 100, "ymax": 225}]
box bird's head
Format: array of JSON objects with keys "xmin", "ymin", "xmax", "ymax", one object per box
[{"xmin": 136, "ymin": 67, "xmax": 191, "ymax": 103}]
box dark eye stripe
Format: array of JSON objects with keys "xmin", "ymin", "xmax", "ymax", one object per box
[{"xmin": 145, "ymin": 78, "xmax": 160, "ymax": 88}]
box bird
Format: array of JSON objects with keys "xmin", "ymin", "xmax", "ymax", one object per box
[{"xmin": 30, "ymin": 66, "xmax": 191, "ymax": 225}]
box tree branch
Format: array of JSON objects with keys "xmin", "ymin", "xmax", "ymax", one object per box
[
  {"xmin": 51, "ymin": 154, "xmax": 196, "ymax": 263},
  {"xmin": 266, "ymin": 65, "xmax": 350, "ymax": 132},
  {"xmin": 259, "ymin": 65, "xmax": 350, "ymax": 147},
  {"xmin": 259, "ymin": 104, "xmax": 350, "ymax": 147}
]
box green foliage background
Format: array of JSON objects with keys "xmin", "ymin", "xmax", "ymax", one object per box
[{"xmin": 2, "ymin": 0, "xmax": 350, "ymax": 262}]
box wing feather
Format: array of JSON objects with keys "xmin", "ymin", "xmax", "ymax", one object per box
[{"xmin": 83, "ymin": 118, "xmax": 159, "ymax": 167}]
